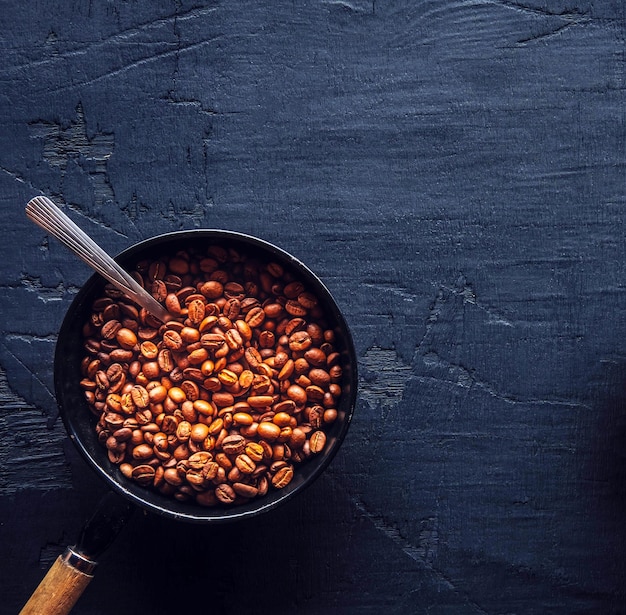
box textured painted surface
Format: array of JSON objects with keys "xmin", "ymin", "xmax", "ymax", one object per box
[{"xmin": 1, "ymin": 1, "xmax": 626, "ymax": 613}]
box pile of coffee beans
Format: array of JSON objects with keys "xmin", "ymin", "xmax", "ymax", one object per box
[{"xmin": 78, "ymin": 244, "xmax": 343, "ymax": 507}]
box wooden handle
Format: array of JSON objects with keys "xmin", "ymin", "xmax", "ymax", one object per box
[{"xmin": 20, "ymin": 549, "xmax": 95, "ymax": 615}]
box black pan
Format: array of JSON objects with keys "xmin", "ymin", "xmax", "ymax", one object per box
[{"xmin": 20, "ymin": 230, "xmax": 357, "ymax": 614}]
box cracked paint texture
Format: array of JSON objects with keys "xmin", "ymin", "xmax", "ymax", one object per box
[{"xmin": 1, "ymin": 0, "xmax": 626, "ymax": 613}]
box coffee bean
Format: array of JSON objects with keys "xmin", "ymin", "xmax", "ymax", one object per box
[
  {"xmin": 257, "ymin": 421, "xmax": 281, "ymax": 442},
  {"xmin": 215, "ymin": 483, "xmax": 236, "ymax": 504},
  {"xmin": 309, "ymin": 430, "xmax": 327, "ymax": 453},
  {"xmin": 80, "ymin": 245, "xmax": 346, "ymax": 509},
  {"xmin": 235, "ymin": 453, "xmax": 256, "ymax": 474},
  {"xmin": 271, "ymin": 465, "xmax": 294, "ymax": 489},
  {"xmin": 222, "ymin": 434, "xmax": 245, "ymax": 455}
]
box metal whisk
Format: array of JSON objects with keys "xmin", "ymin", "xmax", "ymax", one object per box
[{"xmin": 25, "ymin": 195, "xmax": 171, "ymax": 323}]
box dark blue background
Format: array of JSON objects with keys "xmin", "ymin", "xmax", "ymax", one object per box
[{"xmin": 1, "ymin": 1, "xmax": 625, "ymax": 613}]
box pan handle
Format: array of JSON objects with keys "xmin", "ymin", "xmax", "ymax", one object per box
[
  {"xmin": 19, "ymin": 548, "xmax": 96, "ymax": 615},
  {"xmin": 19, "ymin": 491, "xmax": 134, "ymax": 614}
]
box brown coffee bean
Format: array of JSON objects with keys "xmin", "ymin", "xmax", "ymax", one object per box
[
  {"xmin": 223, "ymin": 298, "xmax": 241, "ymax": 319},
  {"xmin": 258, "ymin": 330, "xmax": 275, "ymax": 348},
  {"xmin": 187, "ymin": 299, "xmax": 206, "ymax": 325},
  {"xmin": 185, "ymin": 345, "xmax": 206, "ymax": 364},
  {"xmin": 163, "ymin": 330, "xmax": 183, "ymax": 351},
  {"xmin": 235, "ymin": 454, "xmax": 256, "ymax": 474},
  {"xmin": 277, "ymin": 359, "xmax": 295, "ymax": 381},
  {"xmin": 285, "ymin": 300, "xmax": 307, "ymax": 317},
  {"xmin": 286, "ymin": 384, "xmax": 307, "ymax": 406},
  {"xmin": 116, "ymin": 328, "xmax": 138, "ymax": 349},
  {"xmin": 244, "ymin": 306, "xmax": 265, "ymax": 328},
  {"xmin": 104, "ymin": 393, "xmax": 121, "ymax": 412},
  {"xmin": 309, "ymin": 430, "xmax": 326, "ymax": 453},
  {"xmin": 179, "ymin": 380, "xmax": 199, "ymax": 401},
  {"xmin": 161, "ymin": 415, "xmax": 179, "ymax": 434},
  {"xmin": 323, "ymin": 408, "xmax": 338, "ymax": 424},
  {"xmin": 199, "ymin": 280, "xmax": 223, "ymax": 299},
  {"xmin": 289, "ymin": 427, "xmax": 307, "ymax": 449},
  {"xmin": 198, "ymin": 315, "xmax": 218, "ymax": 333},
  {"xmin": 271, "ymin": 464, "xmax": 294, "ymax": 488},
  {"xmin": 224, "ymin": 328, "xmax": 243, "ymax": 350},
  {"xmin": 304, "ymin": 385, "xmax": 324, "ymax": 403},
  {"xmin": 247, "ymin": 395, "xmax": 274, "ymax": 409},
  {"xmin": 132, "ymin": 443, "xmax": 154, "ymax": 460},
  {"xmin": 148, "ymin": 385, "xmax": 168, "ymax": 404},
  {"xmin": 244, "ymin": 442, "xmax": 264, "ymax": 462},
  {"xmin": 233, "ymin": 411, "xmax": 253, "ymax": 426},
  {"xmin": 215, "ymin": 483, "xmax": 236, "ymax": 504},
  {"xmin": 132, "ymin": 464, "xmax": 156, "ymax": 486},
  {"xmin": 222, "ymin": 434, "xmax": 246, "ymax": 455},
  {"xmin": 288, "ymin": 330, "xmax": 312, "ymax": 352},
  {"xmin": 101, "ymin": 320, "xmax": 122, "ymax": 340},
  {"xmin": 306, "ymin": 405, "xmax": 323, "ymax": 429},
  {"xmin": 180, "ymin": 326, "xmax": 201, "ymax": 343},
  {"xmin": 232, "ymin": 482, "xmax": 259, "ymax": 498},
  {"xmin": 164, "ymin": 467, "xmax": 183, "ymax": 486},
  {"xmin": 190, "ymin": 423, "xmax": 210, "ymax": 443},
  {"xmin": 130, "ymin": 385, "xmax": 150, "ymax": 408},
  {"xmin": 174, "ymin": 420, "xmax": 191, "ymax": 442},
  {"xmin": 304, "ymin": 348, "xmax": 326, "ymax": 367},
  {"xmin": 273, "ymin": 399, "xmax": 296, "ymax": 415},
  {"xmin": 110, "ymin": 348, "xmax": 135, "ymax": 362},
  {"xmin": 207, "ymin": 417, "xmax": 224, "ymax": 435},
  {"xmin": 158, "ymin": 349, "xmax": 175, "ymax": 372},
  {"xmin": 192, "ymin": 399, "xmax": 214, "ymax": 417},
  {"xmin": 257, "ymin": 421, "xmax": 281, "ymax": 442},
  {"xmin": 215, "ymin": 368, "xmax": 237, "ymax": 387},
  {"xmin": 238, "ymin": 369, "xmax": 254, "ymax": 390}
]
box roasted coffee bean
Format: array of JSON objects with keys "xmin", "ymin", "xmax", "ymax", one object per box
[
  {"xmin": 245, "ymin": 442, "xmax": 265, "ymax": 462},
  {"xmin": 222, "ymin": 434, "xmax": 246, "ymax": 455},
  {"xmin": 257, "ymin": 421, "xmax": 281, "ymax": 442},
  {"xmin": 130, "ymin": 385, "xmax": 150, "ymax": 408},
  {"xmin": 244, "ymin": 306, "xmax": 265, "ymax": 328},
  {"xmin": 309, "ymin": 430, "xmax": 327, "ymax": 453},
  {"xmin": 116, "ymin": 327, "xmax": 138, "ymax": 350},
  {"xmin": 215, "ymin": 483, "xmax": 236, "ymax": 504},
  {"xmin": 163, "ymin": 330, "xmax": 183, "ymax": 351},
  {"xmin": 79, "ymin": 246, "xmax": 346, "ymax": 509},
  {"xmin": 234, "ymin": 454, "xmax": 256, "ymax": 474},
  {"xmin": 101, "ymin": 320, "xmax": 122, "ymax": 340},
  {"xmin": 132, "ymin": 464, "xmax": 156, "ymax": 486},
  {"xmin": 271, "ymin": 464, "xmax": 294, "ymax": 489}
]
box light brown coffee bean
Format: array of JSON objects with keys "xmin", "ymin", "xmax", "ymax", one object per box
[
  {"xmin": 286, "ymin": 384, "xmax": 307, "ymax": 406},
  {"xmin": 271, "ymin": 465, "xmax": 294, "ymax": 489},
  {"xmin": 247, "ymin": 395, "xmax": 274, "ymax": 409},
  {"xmin": 130, "ymin": 385, "xmax": 150, "ymax": 408},
  {"xmin": 234, "ymin": 454, "xmax": 256, "ymax": 474},
  {"xmin": 132, "ymin": 443, "xmax": 154, "ymax": 460},
  {"xmin": 244, "ymin": 442, "xmax": 265, "ymax": 462},
  {"xmin": 115, "ymin": 327, "xmax": 138, "ymax": 349},
  {"xmin": 244, "ymin": 306, "xmax": 265, "ymax": 328},
  {"xmin": 257, "ymin": 421, "xmax": 281, "ymax": 442},
  {"xmin": 309, "ymin": 430, "xmax": 326, "ymax": 453}
]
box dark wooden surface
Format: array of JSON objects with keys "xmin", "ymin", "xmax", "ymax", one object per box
[{"xmin": 1, "ymin": 1, "xmax": 626, "ymax": 613}]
